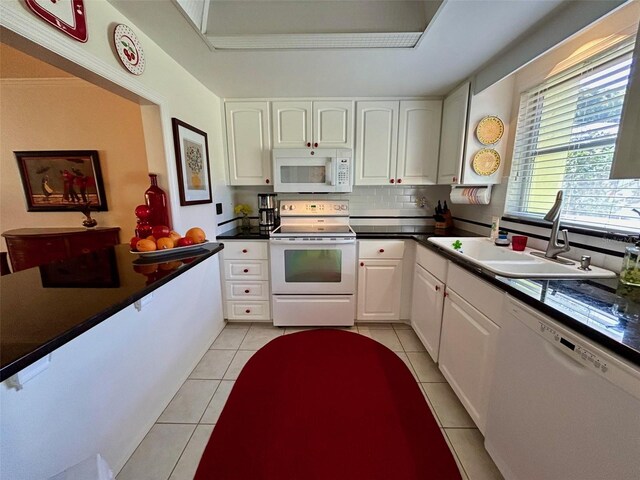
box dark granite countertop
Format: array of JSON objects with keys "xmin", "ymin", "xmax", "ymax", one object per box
[
  {"xmin": 217, "ymin": 227, "xmax": 270, "ymax": 240},
  {"xmin": 0, "ymin": 242, "xmax": 224, "ymax": 381},
  {"xmin": 216, "ymin": 224, "xmax": 639, "ymax": 366},
  {"xmin": 411, "ymin": 236, "xmax": 639, "ymax": 367},
  {"xmin": 353, "ymin": 225, "xmax": 478, "ymax": 238}
]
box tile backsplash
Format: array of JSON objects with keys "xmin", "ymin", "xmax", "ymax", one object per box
[{"xmin": 230, "ymin": 185, "xmax": 452, "ymax": 218}]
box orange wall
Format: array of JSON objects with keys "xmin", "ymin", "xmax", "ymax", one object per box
[{"xmin": 0, "ymin": 76, "xmax": 149, "ymax": 248}]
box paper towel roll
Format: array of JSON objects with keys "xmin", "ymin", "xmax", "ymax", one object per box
[{"xmin": 450, "ymin": 185, "xmax": 492, "ymax": 205}]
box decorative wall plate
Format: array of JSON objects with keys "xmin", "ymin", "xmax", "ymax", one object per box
[
  {"xmin": 476, "ymin": 116, "xmax": 504, "ymax": 145},
  {"xmin": 113, "ymin": 24, "xmax": 146, "ymax": 75},
  {"xmin": 26, "ymin": 0, "xmax": 88, "ymax": 43},
  {"xmin": 472, "ymin": 148, "xmax": 501, "ymax": 176}
]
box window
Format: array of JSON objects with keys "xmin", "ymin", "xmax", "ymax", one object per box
[{"xmin": 505, "ymin": 40, "xmax": 640, "ymax": 234}]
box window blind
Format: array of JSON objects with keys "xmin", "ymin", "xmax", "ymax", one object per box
[{"xmin": 505, "ymin": 39, "xmax": 640, "ymax": 234}]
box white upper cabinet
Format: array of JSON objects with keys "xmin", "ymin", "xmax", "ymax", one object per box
[
  {"xmin": 437, "ymin": 82, "xmax": 470, "ymax": 185},
  {"xmin": 355, "ymin": 100, "xmax": 442, "ymax": 186},
  {"xmin": 313, "ymin": 101, "xmax": 353, "ymax": 148},
  {"xmin": 396, "ymin": 100, "xmax": 442, "ymax": 185},
  {"xmin": 272, "ymin": 100, "xmax": 353, "ymax": 149},
  {"xmin": 271, "ymin": 101, "xmax": 312, "ymax": 149},
  {"xmin": 611, "ymin": 29, "xmax": 640, "ymax": 179},
  {"xmin": 434, "ymin": 76, "xmax": 513, "ymax": 186},
  {"xmin": 225, "ymin": 101, "xmax": 272, "ymax": 186},
  {"xmin": 355, "ymin": 101, "xmax": 399, "ymax": 185}
]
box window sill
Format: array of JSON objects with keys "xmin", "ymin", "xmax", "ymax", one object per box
[{"xmin": 500, "ymin": 216, "xmax": 638, "ymax": 243}]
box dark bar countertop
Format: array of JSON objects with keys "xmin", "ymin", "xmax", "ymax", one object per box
[
  {"xmin": 0, "ymin": 242, "xmax": 224, "ymax": 381},
  {"xmin": 218, "ymin": 224, "xmax": 639, "ymax": 366}
]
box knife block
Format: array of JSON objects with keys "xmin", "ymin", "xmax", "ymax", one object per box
[{"xmin": 435, "ymin": 211, "xmax": 453, "ymax": 230}]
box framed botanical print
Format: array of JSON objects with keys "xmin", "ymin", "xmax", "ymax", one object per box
[{"xmin": 171, "ymin": 118, "xmax": 212, "ymax": 206}]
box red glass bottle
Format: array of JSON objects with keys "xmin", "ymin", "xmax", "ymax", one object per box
[{"xmin": 145, "ymin": 173, "xmax": 171, "ymax": 228}]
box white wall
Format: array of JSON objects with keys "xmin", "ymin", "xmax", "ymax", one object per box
[
  {"xmin": 0, "ymin": 255, "xmax": 224, "ymax": 479},
  {"xmin": 0, "ymin": 0, "xmax": 234, "ymax": 238},
  {"xmin": 0, "ymin": 77, "xmax": 150, "ymax": 245},
  {"xmin": 449, "ymin": 4, "xmax": 639, "ymax": 266},
  {"xmin": 0, "ymin": 0, "xmax": 231, "ymax": 476}
]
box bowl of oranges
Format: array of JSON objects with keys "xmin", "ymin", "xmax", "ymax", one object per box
[{"xmin": 130, "ymin": 226, "xmax": 208, "ymax": 258}]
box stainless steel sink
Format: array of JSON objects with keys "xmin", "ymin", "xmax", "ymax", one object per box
[{"xmin": 427, "ymin": 237, "xmax": 617, "ymax": 279}]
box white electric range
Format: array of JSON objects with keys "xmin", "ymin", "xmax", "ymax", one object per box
[{"xmin": 269, "ymin": 199, "xmax": 356, "ymax": 326}]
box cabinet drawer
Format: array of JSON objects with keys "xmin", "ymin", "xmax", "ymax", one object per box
[
  {"xmin": 223, "ymin": 241, "xmax": 268, "ymax": 260},
  {"xmin": 225, "ymin": 281, "xmax": 269, "ymax": 301},
  {"xmin": 359, "ymin": 240, "xmax": 405, "ymax": 259},
  {"xmin": 224, "ymin": 260, "xmax": 269, "ymax": 280},
  {"xmin": 415, "ymin": 243, "xmax": 448, "ymax": 283},
  {"xmin": 446, "ymin": 263, "xmax": 504, "ymax": 324},
  {"xmin": 226, "ymin": 301, "xmax": 270, "ymax": 320}
]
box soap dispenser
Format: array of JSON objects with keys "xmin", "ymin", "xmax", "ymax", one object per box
[{"xmin": 494, "ymin": 230, "xmax": 511, "ymax": 247}]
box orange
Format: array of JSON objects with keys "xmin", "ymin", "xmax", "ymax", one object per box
[
  {"xmin": 146, "ymin": 235, "xmax": 157, "ymax": 243},
  {"xmin": 156, "ymin": 237, "xmax": 174, "ymax": 250},
  {"xmin": 136, "ymin": 239, "xmax": 157, "ymax": 252},
  {"xmin": 169, "ymin": 230, "xmax": 181, "ymax": 247},
  {"xmin": 159, "ymin": 261, "xmax": 182, "ymax": 271},
  {"xmin": 134, "ymin": 264, "xmax": 158, "ymax": 275},
  {"xmin": 185, "ymin": 227, "xmax": 206, "ymax": 244}
]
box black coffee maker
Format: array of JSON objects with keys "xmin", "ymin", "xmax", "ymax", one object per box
[{"xmin": 258, "ymin": 193, "xmax": 278, "ymax": 234}]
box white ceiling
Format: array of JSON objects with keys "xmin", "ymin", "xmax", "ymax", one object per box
[{"xmin": 109, "ymin": 0, "xmax": 567, "ymax": 98}]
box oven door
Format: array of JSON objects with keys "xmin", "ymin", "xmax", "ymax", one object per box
[{"xmin": 269, "ymin": 238, "xmax": 356, "ymax": 294}]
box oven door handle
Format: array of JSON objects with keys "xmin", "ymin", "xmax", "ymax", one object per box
[{"xmin": 269, "ymin": 238, "xmax": 356, "ymax": 245}]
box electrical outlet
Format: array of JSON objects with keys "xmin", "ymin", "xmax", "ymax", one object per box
[{"xmin": 216, "ymin": 203, "xmax": 223, "ymax": 215}]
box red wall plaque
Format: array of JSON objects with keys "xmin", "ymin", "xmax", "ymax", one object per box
[{"xmin": 25, "ymin": 0, "xmax": 88, "ymax": 43}]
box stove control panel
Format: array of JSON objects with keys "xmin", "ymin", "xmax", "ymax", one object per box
[{"xmin": 280, "ymin": 200, "xmax": 349, "ymax": 216}]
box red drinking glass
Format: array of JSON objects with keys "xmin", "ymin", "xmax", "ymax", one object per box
[{"xmin": 512, "ymin": 235, "xmax": 528, "ymax": 251}]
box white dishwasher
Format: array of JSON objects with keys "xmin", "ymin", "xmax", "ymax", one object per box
[{"xmin": 485, "ymin": 296, "xmax": 640, "ymax": 480}]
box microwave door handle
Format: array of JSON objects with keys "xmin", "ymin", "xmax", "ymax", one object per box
[{"xmin": 328, "ymin": 159, "xmax": 336, "ymax": 186}]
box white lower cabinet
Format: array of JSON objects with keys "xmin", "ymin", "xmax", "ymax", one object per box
[
  {"xmin": 357, "ymin": 259, "xmax": 403, "ymax": 321},
  {"xmin": 220, "ymin": 240, "xmax": 271, "ymax": 321},
  {"xmin": 438, "ymin": 288, "xmax": 500, "ymax": 434},
  {"xmin": 356, "ymin": 239, "xmax": 406, "ymax": 321},
  {"xmin": 411, "ymin": 264, "xmax": 445, "ymax": 362}
]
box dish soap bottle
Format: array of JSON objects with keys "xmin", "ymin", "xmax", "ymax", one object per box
[{"xmin": 620, "ymin": 240, "xmax": 640, "ymax": 286}]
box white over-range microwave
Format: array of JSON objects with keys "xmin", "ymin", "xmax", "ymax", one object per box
[{"xmin": 272, "ymin": 148, "xmax": 353, "ymax": 193}]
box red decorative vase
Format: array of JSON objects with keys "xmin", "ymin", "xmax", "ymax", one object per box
[{"xmin": 145, "ymin": 174, "xmax": 171, "ymax": 228}]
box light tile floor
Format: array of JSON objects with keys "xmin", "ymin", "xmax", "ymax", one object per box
[{"xmin": 117, "ymin": 323, "xmax": 503, "ymax": 480}]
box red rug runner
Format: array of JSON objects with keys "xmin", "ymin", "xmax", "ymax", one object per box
[{"xmin": 195, "ymin": 329, "xmax": 461, "ymax": 479}]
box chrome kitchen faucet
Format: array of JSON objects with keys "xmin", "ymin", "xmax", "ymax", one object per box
[{"xmin": 531, "ymin": 190, "xmax": 574, "ymax": 265}]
